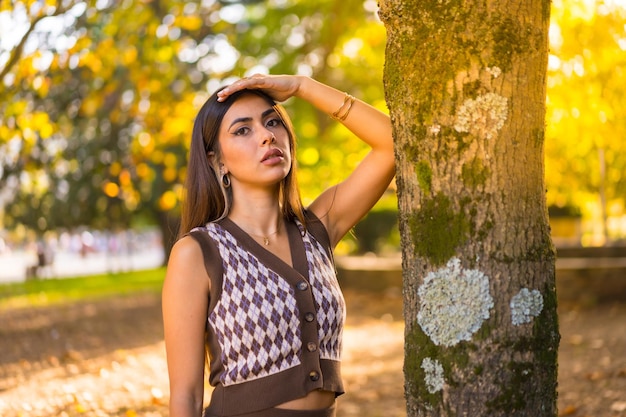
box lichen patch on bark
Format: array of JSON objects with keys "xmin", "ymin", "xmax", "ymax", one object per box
[
  {"xmin": 421, "ymin": 357, "xmax": 445, "ymax": 393},
  {"xmin": 417, "ymin": 258, "xmax": 494, "ymax": 347},
  {"xmin": 510, "ymin": 288, "xmax": 544, "ymax": 325},
  {"xmin": 453, "ymin": 92, "xmax": 508, "ymax": 140}
]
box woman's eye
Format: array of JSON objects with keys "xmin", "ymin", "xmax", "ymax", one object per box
[
  {"xmin": 234, "ymin": 127, "xmax": 249, "ymax": 136},
  {"xmin": 266, "ymin": 118, "xmax": 282, "ymax": 128}
]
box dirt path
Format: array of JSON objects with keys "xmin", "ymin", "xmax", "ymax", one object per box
[{"xmin": 0, "ymin": 289, "xmax": 625, "ymax": 416}]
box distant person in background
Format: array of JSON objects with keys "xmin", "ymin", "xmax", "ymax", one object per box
[
  {"xmin": 26, "ymin": 240, "xmax": 54, "ymax": 280},
  {"xmin": 162, "ymin": 74, "xmax": 395, "ymax": 417},
  {"xmin": 36, "ymin": 241, "xmax": 46, "ymax": 271}
]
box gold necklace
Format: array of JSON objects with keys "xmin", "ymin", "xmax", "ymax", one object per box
[{"xmin": 243, "ymin": 221, "xmax": 282, "ymax": 246}]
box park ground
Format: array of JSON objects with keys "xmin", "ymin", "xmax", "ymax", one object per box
[{"xmin": 1, "ymin": 286, "xmax": 626, "ymax": 416}]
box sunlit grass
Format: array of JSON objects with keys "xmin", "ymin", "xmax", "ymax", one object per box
[{"xmin": 0, "ymin": 268, "xmax": 166, "ymax": 310}]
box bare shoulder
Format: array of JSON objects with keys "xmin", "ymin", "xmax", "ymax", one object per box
[
  {"xmin": 164, "ymin": 235, "xmax": 210, "ymax": 292},
  {"xmin": 170, "ymin": 235, "xmax": 203, "ymax": 261}
]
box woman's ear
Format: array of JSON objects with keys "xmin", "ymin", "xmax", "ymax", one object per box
[
  {"xmin": 207, "ymin": 151, "xmax": 227, "ymax": 175},
  {"xmin": 207, "ymin": 151, "xmax": 219, "ymax": 168},
  {"xmin": 207, "ymin": 151, "xmax": 217, "ymax": 171}
]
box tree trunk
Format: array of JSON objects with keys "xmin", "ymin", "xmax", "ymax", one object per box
[{"xmin": 379, "ymin": 1, "xmax": 560, "ymax": 416}]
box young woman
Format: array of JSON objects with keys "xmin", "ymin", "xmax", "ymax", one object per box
[{"xmin": 162, "ymin": 74, "xmax": 395, "ymax": 417}]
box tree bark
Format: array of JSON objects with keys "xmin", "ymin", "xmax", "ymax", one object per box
[{"xmin": 379, "ymin": 1, "xmax": 559, "ymax": 416}]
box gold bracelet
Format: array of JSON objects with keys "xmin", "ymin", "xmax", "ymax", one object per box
[
  {"xmin": 331, "ymin": 93, "xmax": 356, "ymax": 121},
  {"xmin": 338, "ymin": 94, "xmax": 355, "ymax": 121},
  {"xmin": 331, "ymin": 93, "xmax": 351, "ymax": 119}
]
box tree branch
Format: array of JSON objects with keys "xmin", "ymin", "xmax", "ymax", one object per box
[{"xmin": 0, "ymin": 0, "xmax": 81, "ymax": 83}]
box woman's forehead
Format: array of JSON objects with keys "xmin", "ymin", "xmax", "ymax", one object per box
[{"xmin": 223, "ymin": 94, "xmax": 275, "ymax": 121}]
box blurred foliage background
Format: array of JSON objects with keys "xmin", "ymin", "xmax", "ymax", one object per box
[{"xmin": 0, "ymin": 0, "xmax": 625, "ymax": 259}]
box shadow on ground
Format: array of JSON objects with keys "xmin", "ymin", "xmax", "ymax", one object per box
[
  {"xmin": 1, "ymin": 287, "xmax": 626, "ymax": 416},
  {"xmin": 0, "ymin": 293, "xmax": 163, "ymax": 390}
]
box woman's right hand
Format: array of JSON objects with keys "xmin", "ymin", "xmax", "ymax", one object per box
[{"xmin": 217, "ymin": 74, "xmax": 304, "ymax": 103}]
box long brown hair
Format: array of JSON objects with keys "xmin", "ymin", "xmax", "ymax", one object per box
[{"xmin": 178, "ymin": 88, "xmax": 305, "ymax": 238}]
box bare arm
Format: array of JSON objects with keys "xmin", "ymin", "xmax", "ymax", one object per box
[
  {"xmin": 218, "ymin": 75, "xmax": 395, "ymax": 247},
  {"xmin": 295, "ymin": 77, "xmax": 395, "ymax": 246},
  {"xmin": 162, "ymin": 236, "xmax": 210, "ymax": 417}
]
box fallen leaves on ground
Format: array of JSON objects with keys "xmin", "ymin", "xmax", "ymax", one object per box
[{"xmin": 1, "ymin": 289, "xmax": 626, "ymax": 416}]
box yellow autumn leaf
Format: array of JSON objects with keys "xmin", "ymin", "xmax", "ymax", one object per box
[
  {"xmin": 33, "ymin": 75, "xmax": 51, "ymax": 97},
  {"xmin": 174, "ymin": 183, "xmax": 184, "ymax": 199},
  {"xmin": 99, "ymin": 38, "xmax": 115, "ymax": 54},
  {"xmin": 163, "ymin": 167, "xmax": 177, "ymax": 183},
  {"xmin": 39, "ymin": 122, "xmax": 53, "ymax": 139},
  {"xmin": 16, "ymin": 114, "xmax": 30, "ymax": 129},
  {"xmin": 163, "ymin": 152, "xmax": 177, "ymax": 168},
  {"xmin": 0, "ymin": 125, "xmax": 10, "ymax": 141},
  {"xmin": 110, "ymin": 108, "xmax": 121, "ymax": 124},
  {"xmin": 32, "ymin": 112, "xmax": 48, "ymax": 123},
  {"xmin": 103, "ymin": 182, "xmax": 120, "ymax": 198},
  {"xmin": 175, "ymin": 99, "xmax": 195, "ymax": 115},
  {"xmin": 82, "ymin": 50, "xmax": 103, "ymax": 73},
  {"xmin": 163, "ymin": 117, "xmax": 190, "ymax": 141},
  {"xmin": 109, "ymin": 162, "xmax": 122, "ymax": 176},
  {"xmin": 178, "ymin": 15, "xmax": 203, "ymax": 31},
  {"xmin": 156, "ymin": 46, "xmax": 174, "ymax": 62},
  {"xmin": 8, "ymin": 100, "xmax": 28, "ymax": 117},
  {"xmin": 159, "ymin": 190, "xmax": 178, "ymax": 211},
  {"xmin": 151, "ymin": 386, "xmax": 164, "ymax": 403},
  {"xmin": 119, "ymin": 169, "xmax": 132, "ymax": 186},
  {"xmin": 149, "ymin": 79, "xmax": 162, "ymax": 92},
  {"xmin": 124, "ymin": 190, "xmax": 139, "ymax": 210},
  {"xmin": 81, "ymin": 96, "xmax": 99, "ymax": 117},
  {"xmin": 136, "ymin": 163, "xmax": 151, "ymax": 179},
  {"xmin": 122, "ymin": 45, "xmax": 138, "ymax": 65},
  {"xmin": 151, "ymin": 149, "xmax": 164, "ymax": 164},
  {"xmin": 300, "ymin": 147, "xmax": 319, "ymax": 166},
  {"xmin": 71, "ymin": 36, "xmax": 92, "ymax": 53},
  {"xmin": 17, "ymin": 56, "xmax": 38, "ymax": 79}
]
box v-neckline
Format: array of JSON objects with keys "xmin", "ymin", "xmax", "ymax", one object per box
[{"xmin": 218, "ymin": 217, "xmax": 310, "ymax": 280}]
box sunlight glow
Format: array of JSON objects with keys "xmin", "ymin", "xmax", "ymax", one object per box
[
  {"xmin": 604, "ymin": 0, "xmax": 626, "ymax": 10},
  {"xmin": 549, "ymin": 23, "xmax": 563, "ymax": 50},
  {"xmin": 548, "ymin": 54, "xmax": 562, "ymax": 71},
  {"xmin": 197, "ymin": 37, "xmax": 238, "ymax": 74},
  {"xmin": 220, "ymin": 4, "xmax": 245, "ymax": 24},
  {"xmin": 343, "ymin": 38, "xmax": 364, "ymax": 59},
  {"xmin": 32, "ymin": 51, "xmax": 54, "ymax": 72}
]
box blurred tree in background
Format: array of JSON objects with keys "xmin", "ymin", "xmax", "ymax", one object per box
[
  {"xmin": 1, "ymin": 0, "xmax": 625, "ymax": 256},
  {"xmin": 545, "ymin": 0, "xmax": 626, "ymax": 245},
  {"xmin": 0, "ymin": 0, "xmax": 389, "ymax": 258}
]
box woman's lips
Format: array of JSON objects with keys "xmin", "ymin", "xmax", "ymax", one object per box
[{"xmin": 261, "ymin": 148, "xmax": 284, "ymax": 164}]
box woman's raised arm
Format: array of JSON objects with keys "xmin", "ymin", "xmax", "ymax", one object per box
[
  {"xmin": 295, "ymin": 77, "xmax": 395, "ymax": 247},
  {"xmin": 217, "ymin": 74, "xmax": 395, "ymax": 247}
]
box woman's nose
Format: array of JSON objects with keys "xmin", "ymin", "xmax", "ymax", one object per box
[{"xmin": 261, "ymin": 130, "xmax": 276, "ymax": 145}]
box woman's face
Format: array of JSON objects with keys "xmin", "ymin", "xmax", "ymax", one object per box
[{"xmin": 217, "ymin": 93, "xmax": 292, "ymax": 189}]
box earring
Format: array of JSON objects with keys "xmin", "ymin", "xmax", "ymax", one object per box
[{"xmin": 221, "ymin": 173, "xmax": 231, "ymax": 188}]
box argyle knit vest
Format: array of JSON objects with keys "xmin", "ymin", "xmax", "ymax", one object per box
[{"xmin": 189, "ymin": 213, "xmax": 345, "ymax": 416}]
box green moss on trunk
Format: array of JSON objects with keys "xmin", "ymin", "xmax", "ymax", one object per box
[
  {"xmin": 462, "ymin": 158, "xmax": 490, "ymax": 189},
  {"xmin": 415, "ymin": 160, "xmax": 433, "ymax": 194},
  {"xmin": 405, "ymin": 323, "xmax": 473, "ymax": 408},
  {"xmin": 409, "ymin": 193, "xmax": 469, "ymax": 266}
]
